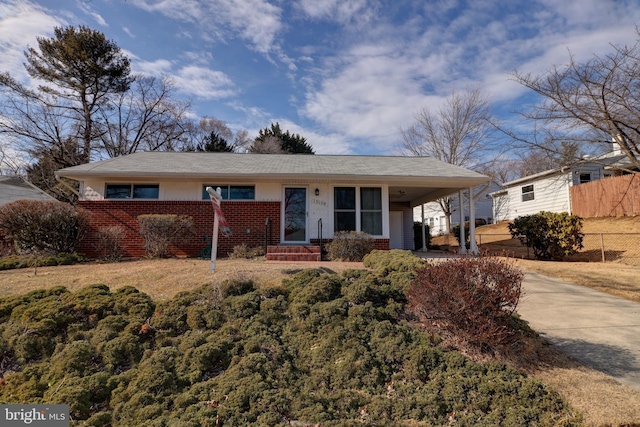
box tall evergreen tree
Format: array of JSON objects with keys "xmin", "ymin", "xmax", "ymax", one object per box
[
  {"xmin": 252, "ymin": 122, "xmax": 314, "ymax": 154},
  {"xmin": 197, "ymin": 131, "xmax": 235, "ymax": 152},
  {"xmin": 22, "ymin": 25, "xmax": 133, "ymax": 163}
]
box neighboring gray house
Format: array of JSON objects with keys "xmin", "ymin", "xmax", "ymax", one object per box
[
  {"xmin": 490, "ymin": 150, "xmax": 629, "ymax": 222},
  {"xmin": 0, "ymin": 176, "xmax": 54, "ymax": 206}
]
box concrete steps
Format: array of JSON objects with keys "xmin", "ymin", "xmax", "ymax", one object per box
[{"xmin": 266, "ymin": 245, "xmax": 322, "ymax": 262}]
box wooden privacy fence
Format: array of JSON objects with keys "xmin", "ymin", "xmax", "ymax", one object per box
[{"xmin": 571, "ymin": 173, "xmax": 640, "ymax": 217}]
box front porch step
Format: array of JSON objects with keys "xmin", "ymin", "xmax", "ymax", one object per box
[{"xmin": 266, "ymin": 245, "xmax": 322, "ymax": 262}]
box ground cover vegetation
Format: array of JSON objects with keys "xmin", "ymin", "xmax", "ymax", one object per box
[{"xmin": 0, "ymin": 251, "xmax": 580, "ymax": 426}]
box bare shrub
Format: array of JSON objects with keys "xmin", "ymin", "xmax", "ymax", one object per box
[
  {"xmin": 137, "ymin": 214, "xmax": 194, "ymax": 258},
  {"xmin": 0, "ymin": 230, "xmax": 15, "ymax": 257},
  {"xmin": 326, "ymin": 231, "xmax": 375, "ymax": 262},
  {"xmin": 227, "ymin": 244, "xmax": 265, "ymax": 259},
  {"xmin": 0, "ymin": 200, "xmax": 89, "ymax": 255},
  {"xmin": 95, "ymin": 225, "xmax": 125, "ymax": 261},
  {"xmin": 408, "ymin": 255, "xmax": 524, "ymax": 349}
]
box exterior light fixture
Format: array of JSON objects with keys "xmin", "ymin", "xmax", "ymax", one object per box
[{"xmin": 315, "ymin": 188, "xmax": 320, "ymax": 196}]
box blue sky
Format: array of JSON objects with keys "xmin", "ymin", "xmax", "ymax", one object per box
[{"xmin": 1, "ymin": 0, "xmax": 640, "ymax": 155}]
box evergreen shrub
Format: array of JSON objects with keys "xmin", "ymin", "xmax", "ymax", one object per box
[
  {"xmin": 508, "ymin": 211, "xmax": 584, "ymax": 260},
  {"xmin": 0, "ymin": 254, "xmax": 580, "ymax": 426}
]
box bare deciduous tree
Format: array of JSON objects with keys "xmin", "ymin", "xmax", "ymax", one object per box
[
  {"xmin": 513, "ymin": 32, "xmax": 640, "ymax": 170},
  {"xmin": 98, "ymin": 76, "xmax": 190, "ymax": 157},
  {"xmin": 399, "ymin": 88, "xmax": 502, "ymax": 233}
]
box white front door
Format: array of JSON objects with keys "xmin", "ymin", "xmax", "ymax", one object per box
[
  {"xmin": 389, "ymin": 211, "xmax": 404, "ymax": 249},
  {"xmin": 283, "ymin": 187, "xmax": 308, "ymax": 243}
]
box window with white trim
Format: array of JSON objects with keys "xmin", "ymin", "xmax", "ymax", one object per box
[
  {"xmin": 334, "ymin": 187, "xmax": 382, "ymax": 235},
  {"xmin": 521, "ymin": 184, "xmax": 534, "ymax": 202}
]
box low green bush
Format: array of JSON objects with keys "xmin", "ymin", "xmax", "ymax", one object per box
[
  {"xmin": 508, "ymin": 211, "xmax": 584, "ymax": 260},
  {"xmin": 326, "ymin": 231, "xmax": 375, "ymax": 261},
  {"xmin": 0, "ymin": 260, "xmax": 579, "ymax": 426},
  {"xmin": 0, "ymin": 252, "xmax": 86, "ymax": 271}
]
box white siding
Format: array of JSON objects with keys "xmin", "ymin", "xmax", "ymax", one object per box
[
  {"xmin": 505, "ymin": 173, "xmax": 571, "ymax": 219},
  {"xmin": 413, "ymin": 184, "xmax": 499, "ymax": 235}
]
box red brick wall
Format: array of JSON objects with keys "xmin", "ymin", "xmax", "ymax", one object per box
[{"xmin": 78, "ymin": 200, "xmax": 281, "ymax": 258}]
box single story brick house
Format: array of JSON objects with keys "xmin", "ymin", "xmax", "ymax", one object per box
[{"xmin": 56, "ymin": 152, "xmax": 489, "ymax": 260}]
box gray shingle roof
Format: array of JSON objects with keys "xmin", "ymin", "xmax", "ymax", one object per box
[
  {"xmin": 56, "ymin": 152, "xmax": 488, "ymax": 186},
  {"xmin": 0, "ymin": 176, "xmax": 55, "ymax": 206}
]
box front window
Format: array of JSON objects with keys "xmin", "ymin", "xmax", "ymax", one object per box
[
  {"xmin": 361, "ymin": 187, "xmax": 382, "ymax": 235},
  {"xmin": 203, "ymin": 185, "xmax": 255, "ymax": 200},
  {"xmin": 106, "ymin": 183, "xmax": 159, "ymax": 199},
  {"xmin": 521, "ymin": 184, "xmax": 534, "ymax": 202},
  {"xmin": 334, "ymin": 187, "xmax": 356, "ymax": 232},
  {"xmin": 334, "ymin": 187, "xmax": 382, "ymax": 235}
]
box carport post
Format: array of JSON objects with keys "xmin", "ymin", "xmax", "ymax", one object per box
[
  {"xmin": 421, "ymin": 204, "xmax": 428, "ymax": 252},
  {"xmin": 469, "ymin": 187, "xmax": 478, "ymax": 254},
  {"xmin": 458, "ymin": 190, "xmax": 466, "ymax": 255}
]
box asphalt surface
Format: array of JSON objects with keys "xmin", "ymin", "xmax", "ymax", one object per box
[{"xmin": 517, "ymin": 272, "xmax": 640, "ymax": 393}]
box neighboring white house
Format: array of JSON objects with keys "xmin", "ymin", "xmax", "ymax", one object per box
[
  {"xmin": 414, "ymin": 182, "xmax": 501, "ymax": 235},
  {"xmin": 490, "ymin": 151, "xmax": 629, "ymax": 222}
]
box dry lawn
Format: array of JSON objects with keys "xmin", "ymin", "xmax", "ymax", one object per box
[
  {"xmin": 2, "ymin": 219, "xmax": 640, "ymax": 425},
  {"xmin": 0, "ymin": 258, "xmax": 363, "ymax": 301}
]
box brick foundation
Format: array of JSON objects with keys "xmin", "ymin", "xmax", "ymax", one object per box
[{"xmin": 78, "ymin": 200, "xmax": 281, "ymax": 258}]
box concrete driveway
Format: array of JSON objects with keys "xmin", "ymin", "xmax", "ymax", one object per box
[{"xmin": 518, "ymin": 272, "xmax": 640, "ymax": 393}]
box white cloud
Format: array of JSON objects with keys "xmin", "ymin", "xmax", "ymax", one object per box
[
  {"xmin": 296, "ymin": 0, "xmax": 375, "ymax": 25},
  {"xmin": 174, "ymin": 66, "xmax": 236, "ymax": 99},
  {"xmin": 132, "ymin": 59, "xmax": 236, "ymax": 100},
  {"xmin": 129, "ymin": 0, "xmax": 283, "ymax": 55},
  {"xmin": 297, "ymin": 0, "xmax": 640, "ymax": 153},
  {"xmin": 267, "ymin": 118, "xmax": 352, "ymax": 154},
  {"xmin": 78, "ymin": 1, "xmax": 108, "ymax": 27},
  {"xmin": 0, "ymin": 1, "xmax": 64, "ymax": 82},
  {"xmin": 132, "ymin": 58, "xmax": 174, "ymax": 75}
]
